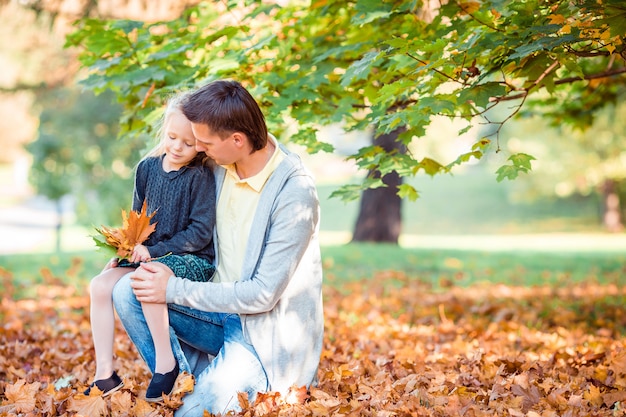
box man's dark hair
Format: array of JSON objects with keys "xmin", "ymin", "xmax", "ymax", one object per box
[{"xmin": 182, "ymin": 80, "xmax": 268, "ymax": 152}]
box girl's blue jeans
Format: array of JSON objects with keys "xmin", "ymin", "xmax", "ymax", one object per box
[{"xmin": 112, "ymin": 273, "xmax": 269, "ymax": 416}]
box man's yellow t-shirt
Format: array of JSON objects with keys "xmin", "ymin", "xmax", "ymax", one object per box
[{"xmin": 214, "ymin": 136, "xmax": 285, "ymax": 283}]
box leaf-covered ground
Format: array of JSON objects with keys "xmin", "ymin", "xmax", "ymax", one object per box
[{"xmin": 2, "ymin": 263, "xmax": 626, "ymax": 416}]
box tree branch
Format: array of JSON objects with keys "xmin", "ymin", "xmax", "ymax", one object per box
[
  {"xmin": 0, "ymin": 82, "xmax": 48, "ymax": 93},
  {"xmin": 529, "ymin": 59, "xmax": 560, "ymax": 91},
  {"xmin": 567, "ymin": 49, "xmax": 611, "ymax": 58},
  {"xmin": 405, "ymin": 52, "xmax": 457, "ymax": 82},
  {"xmin": 554, "ymin": 67, "xmax": 626, "ymax": 85},
  {"xmin": 494, "ymin": 66, "xmax": 626, "ymax": 102}
]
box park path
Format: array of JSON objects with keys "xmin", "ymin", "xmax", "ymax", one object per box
[
  {"xmin": 1, "ymin": 195, "xmax": 626, "ymax": 255},
  {"xmin": 0, "ymin": 196, "xmax": 81, "ymax": 255}
]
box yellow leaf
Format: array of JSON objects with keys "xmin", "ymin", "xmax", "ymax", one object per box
[
  {"xmin": 459, "ymin": 0, "xmax": 480, "ymax": 14},
  {"xmin": 132, "ymin": 397, "xmax": 158, "ymax": 417},
  {"xmin": 172, "ymin": 372, "xmax": 195, "ymax": 396},
  {"xmin": 284, "ymin": 385, "xmax": 310, "ymax": 404},
  {"xmin": 4, "ymin": 380, "xmax": 40, "ymax": 413},
  {"xmin": 589, "ymin": 78, "xmax": 603, "ymax": 88},
  {"xmin": 160, "ymin": 371, "xmax": 195, "ymax": 410},
  {"xmin": 238, "ymin": 391, "xmax": 250, "ymax": 410},
  {"xmin": 548, "ymin": 14, "xmax": 566, "ymax": 24},
  {"xmin": 127, "ymin": 201, "xmax": 158, "ymax": 247},
  {"xmin": 96, "ymin": 200, "xmax": 157, "ymax": 259},
  {"xmin": 110, "ymin": 390, "xmax": 133, "ymax": 414},
  {"xmin": 69, "ymin": 393, "xmax": 108, "ymax": 417},
  {"xmin": 584, "ymin": 384, "xmax": 604, "ymax": 407}
]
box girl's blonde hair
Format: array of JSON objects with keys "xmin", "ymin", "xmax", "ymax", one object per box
[{"xmin": 142, "ymin": 91, "xmax": 213, "ymax": 168}]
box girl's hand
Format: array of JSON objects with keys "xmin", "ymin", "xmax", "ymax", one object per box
[
  {"xmin": 131, "ymin": 244, "xmax": 151, "ymax": 263},
  {"xmin": 102, "ymin": 257, "xmax": 119, "ymax": 272}
]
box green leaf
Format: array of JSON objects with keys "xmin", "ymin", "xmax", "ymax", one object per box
[
  {"xmin": 604, "ymin": 12, "xmax": 626, "ymax": 38},
  {"xmin": 142, "ymin": 107, "xmax": 164, "ymax": 127},
  {"xmin": 458, "ymin": 82, "xmax": 507, "ymax": 108},
  {"xmin": 471, "ymin": 138, "xmax": 491, "ymax": 151},
  {"xmin": 495, "ymin": 153, "xmax": 536, "ymax": 181},
  {"xmin": 65, "ymin": 0, "xmax": 623, "ymax": 194},
  {"xmin": 419, "ymin": 96, "xmax": 457, "ymax": 115},
  {"xmin": 509, "ymin": 32, "xmax": 577, "ymax": 61},
  {"xmin": 54, "ymin": 375, "xmax": 74, "ymax": 390},
  {"xmin": 207, "ymin": 57, "xmax": 242, "ymax": 73},
  {"xmin": 329, "ymin": 178, "xmax": 385, "ymax": 202},
  {"xmin": 418, "ymin": 157, "xmax": 446, "ymax": 176},
  {"xmin": 353, "ymin": 0, "xmax": 393, "ymax": 25},
  {"xmin": 457, "ymin": 124, "xmax": 473, "ymax": 136},
  {"xmin": 111, "ymin": 19, "xmax": 144, "ymax": 34},
  {"xmin": 446, "ymin": 150, "xmax": 483, "ymax": 169},
  {"xmin": 397, "ymin": 183, "xmax": 419, "ymax": 201},
  {"xmin": 509, "ymin": 152, "xmax": 536, "ymax": 170},
  {"xmin": 150, "ymin": 44, "xmax": 195, "ymax": 61},
  {"xmin": 91, "ymin": 233, "xmax": 118, "ymax": 257},
  {"xmin": 376, "ymin": 78, "xmax": 419, "ymax": 106},
  {"xmin": 341, "ymin": 51, "xmax": 380, "ymax": 87},
  {"xmin": 495, "ymin": 164, "xmax": 520, "ymax": 182},
  {"xmin": 289, "ymin": 126, "xmax": 334, "ymax": 154}
]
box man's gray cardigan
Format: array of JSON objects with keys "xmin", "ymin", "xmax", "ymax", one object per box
[{"xmin": 166, "ymin": 145, "xmax": 324, "ymax": 393}]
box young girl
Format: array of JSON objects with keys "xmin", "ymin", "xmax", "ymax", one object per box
[{"xmin": 84, "ymin": 92, "xmax": 216, "ymax": 402}]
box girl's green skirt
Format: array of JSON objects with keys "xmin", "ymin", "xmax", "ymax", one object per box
[{"xmin": 118, "ymin": 254, "xmax": 215, "ymax": 282}]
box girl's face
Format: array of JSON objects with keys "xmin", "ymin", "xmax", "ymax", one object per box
[{"xmin": 163, "ymin": 110, "xmax": 198, "ymax": 171}]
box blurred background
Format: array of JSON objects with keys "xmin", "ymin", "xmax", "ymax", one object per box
[{"xmin": 1, "ymin": 0, "xmax": 625, "ymax": 260}]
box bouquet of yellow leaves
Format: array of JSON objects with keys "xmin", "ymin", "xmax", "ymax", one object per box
[{"xmin": 92, "ymin": 201, "xmax": 157, "ymax": 259}]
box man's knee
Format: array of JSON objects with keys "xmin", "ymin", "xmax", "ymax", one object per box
[
  {"xmin": 175, "ymin": 382, "xmax": 240, "ymax": 417},
  {"xmin": 111, "ymin": 274, "xmax": 135, "ymax": 316}
]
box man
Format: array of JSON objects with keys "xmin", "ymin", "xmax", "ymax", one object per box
[{"xmin": 112, "ymin": 80, "xmax": 324, "ymax": 416}]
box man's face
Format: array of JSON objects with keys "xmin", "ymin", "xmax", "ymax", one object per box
[{"xmin": 191, "ymin": 123, "xmax": 238, "ymax": 166}]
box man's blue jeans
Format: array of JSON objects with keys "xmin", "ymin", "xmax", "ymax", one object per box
[{"xmin": 112, "ymin": 273, "xmax": 269, "ymax": 416}]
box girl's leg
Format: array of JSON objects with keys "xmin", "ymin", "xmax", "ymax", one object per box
[
  {"xmin": 113, "ymin": 276, "xmax": 267, "ymax": 411},
  {"xmin": 142, "ymin": 302, "xmax": 176, "ymax": 374},
  {"xmin": 112, "ymin": 274, "xmax": 224, "ymax": 375},
  {"xmin": 144, "ymin": 255, "xmax": 214, "ymax": 375},
  {"xmin": 89, "ymin": 267, "xmax": 134, "ymax": 380}
]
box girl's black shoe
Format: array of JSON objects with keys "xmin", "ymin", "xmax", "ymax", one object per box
[
  {"xmin": 145, "ymin": 362, "xmax": 179, "ymax": 402},
  {"xmin": 84, "ymin": 371, "xmax": 123, "ymax": 396}
]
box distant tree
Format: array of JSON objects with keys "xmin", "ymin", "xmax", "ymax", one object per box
[
  {"xmin": 499, "ymin": 102, "xmax": 626, "ymax": 232},
  {"xmin": 352, "ymin": 128, "xmax": 406, "ymax": 242},
  {"xmin": 27, "ymin": 88, "xmax": 146, "ymax": 251},
  {"xmin": 62, "ymin": 0, "xmax": 626, "ymax": 242}
]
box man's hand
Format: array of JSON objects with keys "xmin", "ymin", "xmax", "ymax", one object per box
[{"xmin": 130, "ymin": 261, "xmax": 174, "ymax": 303}]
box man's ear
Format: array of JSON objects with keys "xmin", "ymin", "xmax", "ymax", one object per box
[{"xmin": 231, "ymin": 132, "xmax": 247, "ymax": 148}]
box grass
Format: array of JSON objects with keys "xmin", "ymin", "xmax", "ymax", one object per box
[
  {"xmin": 2, "ymin": 242, "xmax": 624, "ymax": 299},
  {"xmin": 0, "ymin": 251, "xmax": 104, "ymax": 298},
  {"xmin": 1, "ymin": 166, "xmax": 622, "ymax": 298},
  {"xmin": 322, "ymin": 243, "xmax": 625, "ymax": 287},
  {"xmin": 317, "ymin": 168, "xmax": 602, "ymax": 234}
]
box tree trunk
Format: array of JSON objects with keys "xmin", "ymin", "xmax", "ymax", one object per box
[
  {"xmin": 352, "ymin": 128, "xmax": 405, "ymax": 244},
  {"xmin": 55, "ymin": 199, "xmax": 63, "ymax": 252},
  {"xmin": 601, "ymin": 179, "xmax": 624, "ymax": 232}
]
